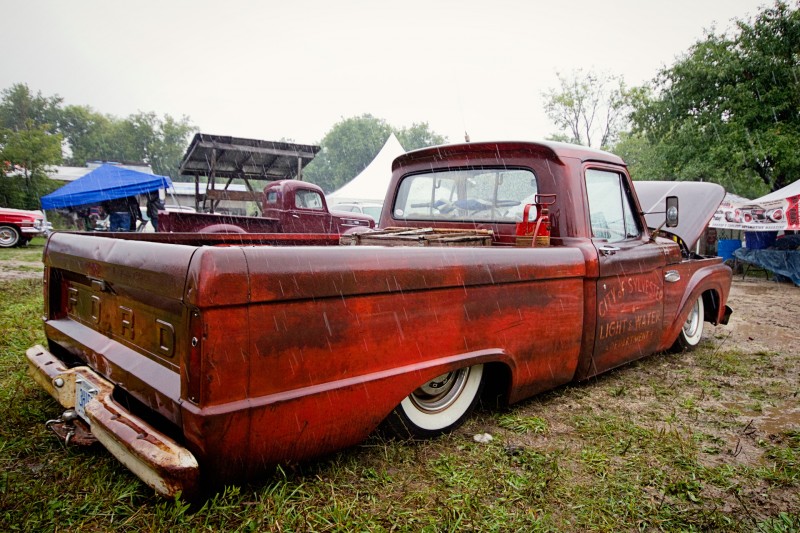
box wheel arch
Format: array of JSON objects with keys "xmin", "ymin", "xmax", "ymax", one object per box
[
  {"xmin": 378, "ymin": 351, "xmax": 515, "ymax": 419},
  {"xmin": 480, "ymin": 361, "xmax": 514, "ymax": 410},
  {"xmin": 662, "ymin": 262, "xmax": 731, "ymax": 351},
  {"xmin": 200, "ymin": 224, "xmax": 247, "ymax": 234}
]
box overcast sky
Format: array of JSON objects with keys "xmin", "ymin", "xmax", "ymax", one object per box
[{"xmin": 1, "ymin": 0, "xmax": 769, "ymax": 147}]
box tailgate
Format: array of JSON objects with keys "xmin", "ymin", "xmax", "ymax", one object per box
[{"xmin": 42, "ymin": 232, "xmax": 198, "ymax": 426}]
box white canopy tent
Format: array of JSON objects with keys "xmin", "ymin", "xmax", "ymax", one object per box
[{"xmin": 327, "ymin": 133, "xmax": 406, "ymax": 205}]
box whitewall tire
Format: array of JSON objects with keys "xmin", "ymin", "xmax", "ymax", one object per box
[
  {"xmin": 383, "ymin": 364, "xmax": 485, "ymax": 439},
  {"xmin": 672, "ymin": 295, "xmax": 704, "ymax": 351}
]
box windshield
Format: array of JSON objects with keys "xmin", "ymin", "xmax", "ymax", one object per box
[{"xmin": 393, "ymin": 168, "xmax": 537, "ymax": 223}]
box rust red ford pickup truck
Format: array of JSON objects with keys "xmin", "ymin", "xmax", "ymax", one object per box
[
  {"xmin": 26, "ymin": 141, "xmax": 732, "ymax": 498},
  {"xmin": 158, "ymin": 179, "xmax": 374, "ymax": 234}
]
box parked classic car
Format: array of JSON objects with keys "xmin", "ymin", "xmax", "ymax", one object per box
[{"xmin": 0, "ymin": 207, "xmax": 52, "ymax": 247}]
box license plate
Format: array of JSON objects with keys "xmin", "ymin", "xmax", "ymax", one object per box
[{"xmin": 75, "ymin": 377, "xmax": 98, "ymax": 422}]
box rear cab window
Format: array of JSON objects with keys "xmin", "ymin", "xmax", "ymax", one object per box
[{"xmin": 392, "ymin": 168, "xmax": 537, "ymax": 223}]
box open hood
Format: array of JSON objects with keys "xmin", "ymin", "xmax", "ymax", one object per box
[{"xmin": 634, "ymin": 181, "xmax": 725, "ymax": 250}]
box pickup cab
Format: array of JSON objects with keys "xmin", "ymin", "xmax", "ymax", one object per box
[
  {"xmin": 0, "ymin": 207, "xmax": 52, "ymax": 247},
  {"xmin": 158, "ymin": 179, "xmax": 374, "ymax": 234},
  {"xmin": 26, "ymin": 141, "xmax": 732, "ymax": 498}
]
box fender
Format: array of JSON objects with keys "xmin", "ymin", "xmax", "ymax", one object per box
[
  {"xmin": 659, "ymin": 261, "xmax": 732, "ymax": 351},
  {"xmin": 375, "ymin": 349, "xmax": 517, "ymax": 415}
]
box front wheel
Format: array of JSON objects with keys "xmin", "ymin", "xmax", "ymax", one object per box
[
  {"xmin": 382, "ymin": 364, "xmax": 484, "ymax": 439},
  {"xmin": 672, "ymin": 295, "xmax": 704, "ymax": 351},
  {"xmin": 0, "ymin": 225, "xmax": 20, "ymax": 248}
]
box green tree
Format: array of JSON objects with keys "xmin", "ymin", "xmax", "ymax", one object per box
[
  {"xmin": 0, "ymin": 125, "xmax": 63, "ymax": 209},
  {"xmin": 0, "ymin": 83, "xmax": 62, "ymax": 134},
  {"xmin": 58, "ymin": 107, "xmax": 195, "ymax": 180},
  {"xmin": 108, "ymin": 112, "xmax": 196, "ymax": 179},
  {"xmin": 1, "ymin": 83, "xmax": 196, "ymax": 182},
  {"xmin": 304, "ymin": 115, "xmax": 446, "ymax": 193},
  {"xmin": 396, "ymin": 122, "xmax": 447, "ymax": 151},
  {"xmin": 304, "ymin": 114, "xmax": 393, "ymax": 192},
  {"xmin": 628, "ymin": 1, "xmax": 800, "ymax": 197},
  {"xmin": 542, "ymin": 70, "xmax": 633, "ymax": 149},
  {"xmin": 0, "ymin": 84, "xmax": 63, "ymax": 209},
  {"xmin": 59, "ymin": 105, "xmax": 118, "ymax": 165}
]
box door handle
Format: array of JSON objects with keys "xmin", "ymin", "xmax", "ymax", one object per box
[{"xmin": 598, "ymin": 245, "xmax": 620, "ymax": 256}]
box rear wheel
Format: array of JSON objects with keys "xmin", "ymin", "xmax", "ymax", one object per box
[
  {"xmin": 383, "ymin": 364, "xmax": 484, "ymax": 439},
  {"xmin": 672, "ymin": 295, "xmax": 704, "ymax": 351},
  {"xmin": 0, "ymin": 225, "xmax": 20, "ymax": 248}
]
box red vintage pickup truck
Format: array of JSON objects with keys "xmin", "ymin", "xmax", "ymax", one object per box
[
  {"xmin": 158, "ymin": 179, "xmax": 374, "ymax": 234},
  {"xmin": 26, "ymin": 141, "xmax": 732, "ymax": 498}
]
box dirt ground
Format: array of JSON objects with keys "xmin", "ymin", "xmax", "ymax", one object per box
[
  {"xmin": 714, "ymin": 277, "xmax": 799, "ymax": 436},
  {"xmin": 722, "ymin": 277, "xmax": 799, "ymax": 355},
  {"xmin": 0, "ymin": 259, "xmax": 44, "ymax": 281}
]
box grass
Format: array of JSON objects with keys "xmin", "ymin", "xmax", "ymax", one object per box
[{"xmin": 0, "ymin": 266, "xmax": 797, "ymax": 531}]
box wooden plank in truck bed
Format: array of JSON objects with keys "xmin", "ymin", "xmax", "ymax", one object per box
[{"xmin": 340, "ymin": 227, "xmax": 493, "ymax": 247}]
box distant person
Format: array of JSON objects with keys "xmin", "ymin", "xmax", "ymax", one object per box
[
  {"xmin": 75, "ymin": 207, "xmax": 92, "ymax": 231},
  {"xmin": 103, "ymin": 196, "xmax": 142, "ymax": 231},
  {"xmin": 127, "ymin": 196, "xmax": 143, "ymax": 231},
  {"xmin": 146, "ymin": 191, "xmax": 165, "ymax": 231},
  {"xmin": 104, "ymin": 197, "xmax": 131, "ymax": 231}
]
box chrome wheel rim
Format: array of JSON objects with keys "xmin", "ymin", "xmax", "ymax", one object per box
[
  {"xmin": 0, "ymin": 228, "xmax": 16, "ymax": 246},
  {"xmin": 683, "ymin": 299, "xmax": 701, "ymax": 338},
  {"xmin": 409, "ymin": 368, "xmax": 470, "ymax": 413}
]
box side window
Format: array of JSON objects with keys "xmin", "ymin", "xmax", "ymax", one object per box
[
  {"xmin": 585, "ymin": 169, "xmax": 640, "ymax": 242},
  {"xmin": 295, "ymin": 190, "xmax": 324, "ymax": 210}
]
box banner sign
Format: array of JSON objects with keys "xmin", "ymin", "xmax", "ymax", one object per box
[{"xmin": 710, "ymin": 194, "xmax": 800, "ymax": 232}]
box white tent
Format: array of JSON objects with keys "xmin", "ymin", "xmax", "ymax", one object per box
[
  {"xmin": 327, "ymin": 133, "xmax": 406, "ymax": 205},
  {"xmin": 752, "ymin": 179, "xmax": 800, "ymax": 205}
]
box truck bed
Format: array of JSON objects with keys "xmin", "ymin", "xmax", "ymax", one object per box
[{"xmin": 37, "ymin": 231, "xmax": 588, "ymax": 489}]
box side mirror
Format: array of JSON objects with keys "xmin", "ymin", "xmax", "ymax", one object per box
[{"xmin": 666, "ymin": 196, "xmax": 679, "ymax": 227}]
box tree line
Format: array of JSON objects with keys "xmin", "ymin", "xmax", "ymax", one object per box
[
  {"xmin": 0, "ymin": 86, "xmax": 446, "ymax": 209},
  {"xmin": 0, "ymin": 84, "xmax": 197, "ymax": 209},
  {"xmin": 1, "ymin": 1, "xmax": 796, "ymax": 210}
]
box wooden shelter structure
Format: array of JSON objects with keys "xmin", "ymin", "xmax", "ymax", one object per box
[{"xmin": 178, "ymin": 133, "xmax": 320, "ymax": 213}]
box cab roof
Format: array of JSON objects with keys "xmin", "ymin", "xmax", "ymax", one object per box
[{"xmin": 393, "ymin": 140, "xmax": 626, "ymax": 170}]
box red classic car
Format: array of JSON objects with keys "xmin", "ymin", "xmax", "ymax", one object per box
[{"xmin": 0, "ymin": 207, "xmax": 52, "ymax": 247}]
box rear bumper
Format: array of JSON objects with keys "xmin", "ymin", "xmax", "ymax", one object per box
[{"xmin": 26, "ymin": 344, "xmax": 199, "ymax": 498}]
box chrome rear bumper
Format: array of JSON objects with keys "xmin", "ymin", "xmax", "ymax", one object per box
[{"xmin": 26, "ymin": 344, "xmax": 199, "ymax": 498}]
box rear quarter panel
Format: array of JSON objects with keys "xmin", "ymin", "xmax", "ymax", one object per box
[{"xmin": 180, "ymin": 245, "xmax": 587, "ymax": 481}]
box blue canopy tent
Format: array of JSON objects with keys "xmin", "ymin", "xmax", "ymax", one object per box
[{"xmin": 41, "ymin": 164, "xmax": 173, "ymax": 210}]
